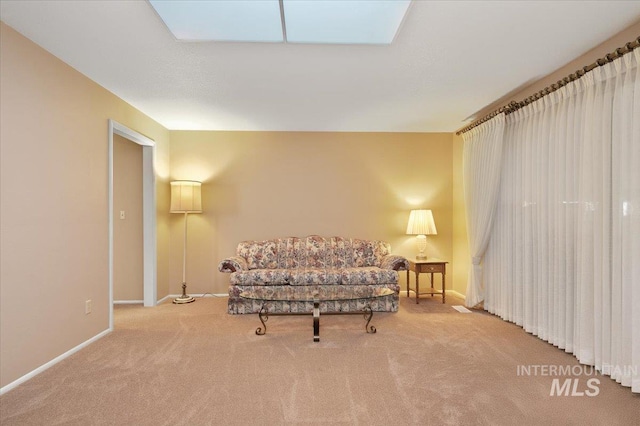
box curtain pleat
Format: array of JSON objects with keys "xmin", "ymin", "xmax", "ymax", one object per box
[
  {"xmin": 461, "ymin": 113, "xmax": 505, "ymax": 308},
  {"xmin": 480, "ymin": 49, "xmax": 639, "ymax": 393}
]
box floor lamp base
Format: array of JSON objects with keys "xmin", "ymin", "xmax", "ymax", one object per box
[
  {"xmin": 173, "ymin": 282, "xmax": 195, "ymax": 304},
  {"xmin": 173, "ymin": 295, "xmax": 195, "ymax": 304}
]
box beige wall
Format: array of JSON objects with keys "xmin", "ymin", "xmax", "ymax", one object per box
[
  {"xmin": 0, "ymin": 22, "xmax": 170, "ymax": 388},
  {"xmin": 169, "ymin": 131, "xmax": 455, "ymax": 295},
  {"xmin": 469, "ymin": 20, "xmax": 640, "ymax": 125},
  {"xmin": 113, "ymin": 135, "xmax": 143, "ymax": 301}
]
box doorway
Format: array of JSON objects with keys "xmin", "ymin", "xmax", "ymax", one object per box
[
  {"xmin": 113, "ymin": 135, "xmax": 143, "ymax": 302},
  {"xmin": 108, "ymin": 120, "xmax": 156, "ymax": 330}
]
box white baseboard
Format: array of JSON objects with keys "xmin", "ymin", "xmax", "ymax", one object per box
[
  {"xmin": 157, "ymin": 294, "xmax": 172, "ymax": 305},
  {"xmin": 167, "ymin": 293, "xmax": 228, "ymax": 299},
  {"xmin": 0, "ymin": 328, "xmax": 111, "ymax": 396},
  {"xmin": 446, "ymin": 289, "xmax": 466, "ymax": 299},
  {"xmin": 404, "ymin": 289, "xmax": 466, "ymax": 299},
  {"xmin": 113, "ymin": 300, "xmax": 143, "ymax": 305},
  {"xmin": 198, "ymin": 293, "xmax": 228, "ymax": 298},
  {"xmin": 157, "ymin": 293, "xmax": 228, "ymax": 304},
  {"xmin": 114, "ymin": 297, "xmax": 226, "ymax": 306}
]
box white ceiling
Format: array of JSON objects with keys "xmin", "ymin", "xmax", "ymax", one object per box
[{"xmin": 1, "ymin": 1, "xmax": 639, "ymax": 132}]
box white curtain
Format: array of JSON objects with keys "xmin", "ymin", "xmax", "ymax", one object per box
[
  {"xmin": 483, "ymin": 49, "xmax": 640, "ymax": 392},
  {"xmin": 462, "ymin": 114, "xmax": 505, "ymax": 308}
]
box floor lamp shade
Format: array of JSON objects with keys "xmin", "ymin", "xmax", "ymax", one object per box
[
  {"xmin": 406, "ymin": 209, "xmax": 437, "ymax": 260},
  {"xmin": 170, "ymin": 181, "xmax": 202, "ymax": 213},
  {"xmin": 170, "ymin": 180, "xmax": 202, "ymax": 304}
]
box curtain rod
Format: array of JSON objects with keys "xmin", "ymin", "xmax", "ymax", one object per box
[{"xmin": 456, "ymin": 36, "xmax": 640, "ymax": 136}]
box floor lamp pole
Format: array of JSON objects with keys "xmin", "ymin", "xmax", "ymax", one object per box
[{"xmin": 174, "ymin": 211, "xmax": 195, "ymax": 304}]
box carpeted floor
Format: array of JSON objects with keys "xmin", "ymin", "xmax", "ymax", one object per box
[{"xmin": 1, "ymin": 294, "xmax": 638, "ymax": 425}]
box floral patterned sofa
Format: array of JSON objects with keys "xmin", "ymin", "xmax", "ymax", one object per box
[{"xmin": 218, "ymin": 235, "xmax": 408, "ymax": 314}]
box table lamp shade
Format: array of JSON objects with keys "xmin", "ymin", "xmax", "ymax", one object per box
[
  {"xmin": 406, "ymin": 209, "xmax": 437, "ymax": 235},
  {"xmin": 170, "ymin": 181, "xmax": 202, "ymax": 213}
]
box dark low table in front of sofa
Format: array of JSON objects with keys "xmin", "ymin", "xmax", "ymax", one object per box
[{"xmin": 240, "ymin": 286, "xmax": 394, "ymax": 342}]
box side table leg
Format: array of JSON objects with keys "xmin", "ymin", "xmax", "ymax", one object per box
[
  {"xmin": 415, "ymin": 271, "xmax": 420, "ymax": 304},
  {"xmin": 256, "ymin": 305, "xmax": 268, "ymax": 335},
  {"xmin": 313, "ymin": 299, "xmax": 320, "ymax": 342},
  {"xmin": 442, "ymin": 273, "xmax": 446, "ymax": 304},
  {"xmin": 430, "ymin": 272, "xmax": 434, "ymax": 298},
  {"xmin": 406, "ymin": 269, "xmax": 410, "ymax": 297}
]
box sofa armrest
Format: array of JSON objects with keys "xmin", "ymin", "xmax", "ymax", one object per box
[
  {"xmin": 381, "ymin": 255, "xmax": 409, "ymax": 271},
  {"xmin": 218, "ymin": 256, "xmax": 248, "ymax": 273}
]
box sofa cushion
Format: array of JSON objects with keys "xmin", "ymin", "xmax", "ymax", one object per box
[
  {"xmin": 277, "ymin": 237, "xmax": 298, "ymax": 269},
  {"xmin": 230, "ymin": 267, "xmax": 399, "ymax": 286},
  {"xmin": 233, "ymin": 236, "xmax": 394, "ymax": 270},
  {"xmin": 300, "ymin": 235, "xmax": 331, "ymax": 268},
  {"xmin": 352, "ymin": 239, "xmax": 389, "ymax": 267},
  {"xmin": 237, "ymin": 240, "xmax": 278, "ymax": 270},
  {"xmin": 230, "ymin": 269, "xmax": 290, "ymax": 285},
  {"xmin": 340, "ymin": 267, "xmax": 398, "ymax": 285},
  {"xmin": 289, "ymin": 268, "xmax": 342, "ymax": 285},
  {"xmin": 330, "ymin": 236, "xmax": 353, "ymax": 268}
]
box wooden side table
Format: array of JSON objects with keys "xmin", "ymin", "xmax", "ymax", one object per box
[{"xmin": 406, "ymin": 259, "xmax": 448, "ymax": 304}]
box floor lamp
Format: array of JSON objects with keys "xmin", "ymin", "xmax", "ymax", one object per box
[{"xmin": 170, "ymin": 180, "xmax": 202, "ymax": 304}]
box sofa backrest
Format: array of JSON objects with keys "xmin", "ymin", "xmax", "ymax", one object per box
[{"xmin": 236, "ymin": 235, "xmax": 391, "ymax": 270}]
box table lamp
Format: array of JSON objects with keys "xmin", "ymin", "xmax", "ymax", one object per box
[{"xmin": 406, "ymin": 209, "xmax": 437, "ymax": 260}]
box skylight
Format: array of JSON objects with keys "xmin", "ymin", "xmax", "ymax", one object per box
[{"xmin": 149, "ymin": 0, "xmax": 412, "ymax": 45}]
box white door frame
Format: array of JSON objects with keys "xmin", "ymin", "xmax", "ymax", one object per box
[{"xmin": 108, "ymin": 119, "xmax": 157, "ymax": 330}]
